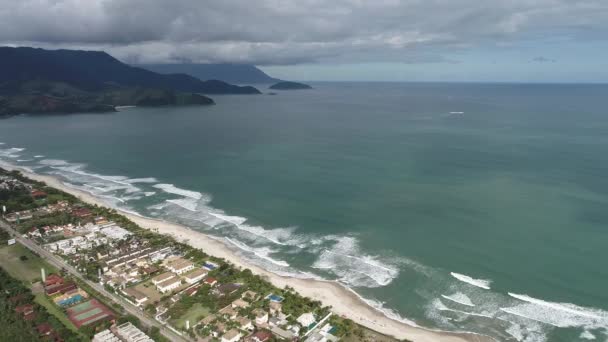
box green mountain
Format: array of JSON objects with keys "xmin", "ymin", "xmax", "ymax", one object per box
[{"xmin": 0, "ymin": 47, "xmax": 261, "ymax": 94}]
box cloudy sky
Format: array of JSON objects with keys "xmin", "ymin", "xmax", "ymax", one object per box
[{"xmin": 2, "ymin": 0, "xmax": 608, "ymax": 82}]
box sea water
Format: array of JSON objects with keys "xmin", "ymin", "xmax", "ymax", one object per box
[{"xmin": 1, "ymin": 82, "xmax": 608, "ymax": 341}]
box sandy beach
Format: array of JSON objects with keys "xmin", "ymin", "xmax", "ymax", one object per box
[{"xmin": 3, "ymin": 163, "xmax": 493, "ymax": 342}]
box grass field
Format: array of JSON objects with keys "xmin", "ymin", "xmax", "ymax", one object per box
[
  {"xmin": 34, "ymin": 293, "xmax": 80, "ymax": 333},
  {"xmin": 0, "ymin": 243, "xmax": 56, "ymax": 283},
  {"xmin": 172, "ymin": 303, "xmax": 211, "ymax": 330}
]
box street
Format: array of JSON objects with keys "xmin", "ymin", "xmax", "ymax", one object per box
[{"xmin": 0, "ymin": 220, "xmax": 187, "ymax": 342}]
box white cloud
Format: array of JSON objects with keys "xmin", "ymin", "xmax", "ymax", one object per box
[{"xmin": 0, "ymin": 0, "xmax": 607, "ymax": 65}]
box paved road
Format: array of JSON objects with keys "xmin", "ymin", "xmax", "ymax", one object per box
[{"xmin": 0, "ymin": 220, "xmax": 187, "ymax": 342}]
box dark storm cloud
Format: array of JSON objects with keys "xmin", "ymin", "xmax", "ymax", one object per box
[{"xmin": 1, "ymin": 0, "xmax": 607, "ymax": 65}]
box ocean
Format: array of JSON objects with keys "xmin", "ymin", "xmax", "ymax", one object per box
[{"xmin": 1, "ymin": 82, "xmax": 608, "ymax": 341}]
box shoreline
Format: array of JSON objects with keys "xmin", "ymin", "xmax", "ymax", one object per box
[{"xmin": 2, "ymin": 162, "xmax": 493, "ymax": 342}]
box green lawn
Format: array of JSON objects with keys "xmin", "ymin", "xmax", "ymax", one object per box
[
  {"xmin": 172, "ymin": 303, "xmax": 211, "ymax": 330},
  {"xmin": 34, "ymin": 293, "xmax": 80, "ymax": 333},
  {"xmin": 0, "ymin": 243, "xmax": 57, "ymax": 283}
]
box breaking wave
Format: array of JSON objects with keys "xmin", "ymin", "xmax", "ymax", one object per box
[
  {"xmin": 441, "ymin": 292, "xmax": 475, "ymax": 307},
  {"xmin": 450, "ymin": 272, "xmax": 492, "ymax": 290},
  {"xmin": 225, "ymin": 237, "xmax": 290, "ymax": 267}
]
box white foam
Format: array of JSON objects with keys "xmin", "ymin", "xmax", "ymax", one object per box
[
  {"xmin": 225, "ymin": 237, "xmax": 290, "ymax": 267},
  {"xmin": 580, "ymin": 330, "xmax": 596, "ymax": 340},
  {"xmin": 508, "ymin": 293, "xmax": 606, "ymax": 320},
  {"xmin": 504, "ymin": 323, "xmax": 547, "ymax": 342},
  {"xmin": 312, "ymin": 236, "xmax": 399, "ymax": 288},
  {"xmin": 167, "ymin": 198, "xmax": 199, "ymax": 212},
  {"xmin": 450, "ymin": 272, "xmax": 491, "ymax": 290},
  {"xmin": 17, "ymin": 159, "xmax": 33, "ymax": 162},
  {"xmin": 125, "ymin": 177, "xmax": 158, "ymax": 183},
  {"xmin": 39, "ymin": 159, "xmax": 69, "ymax": 166},
  {"xmin": 34, "ymin": 155, "xmax": 44, "ymax": 158},
  {"xmin": 441, "ymin": 292, "xmax": 475, "ymax": 307},
  {"xmin": 144, "ymin": 192, "xmax": 156, "ymax": 197},
  {"xmin": 209, "ymin": 212, "xmax": 298, "ymax": 246},
  {"xmin": 499, "ymin": 293, "xmax": 608, "ymax": 338},
  {"xmin": 153, "ymin": 183, "xmax": 203, "ymax": 199},
  {"xmin": 348, "ymin": 288, "xmax": 419, "ymax": 327},
  {"xmin": 434, "ymin": 299, "xmax": 495, "ymax": 319}
]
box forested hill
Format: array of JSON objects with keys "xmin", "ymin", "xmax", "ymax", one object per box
[{"xmin": 0, "ymin": 47, "xmax": 260, "ymax": 95}]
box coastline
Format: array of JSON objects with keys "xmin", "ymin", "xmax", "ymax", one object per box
[{"xmin": 2, "ymin": 162, "xmax": 493, "ymax": 342}]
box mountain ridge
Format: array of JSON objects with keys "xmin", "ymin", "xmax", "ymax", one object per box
[
  {"xmin": 138, "ymin": 63, "xmax": 281, "ymax": 84},
  {"xmin": 0, "ymin": 47, "xmax": 260, "ymax": 95}
]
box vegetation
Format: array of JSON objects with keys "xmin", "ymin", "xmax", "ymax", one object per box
[
  {"xmin": 0, "ymin": 267, "xmax": 83, "ymax": 341},
  {"xmin": 0, "ymin": 243, "xmax": 57, "ymax": 283}
]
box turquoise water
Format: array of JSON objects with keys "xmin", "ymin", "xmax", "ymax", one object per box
[{"xmin": 1, "ymin": 83, "xmax": 608, "ymax": 341}]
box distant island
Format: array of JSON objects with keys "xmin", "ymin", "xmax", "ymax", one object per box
[
  {"xmin": 269, "ymin": 81, "xmax": 312, "ymax": 90},
  {"xmin": 0, "ymin": 47, "xmax": 261, "ymax": 116},
  {"xmin": 138, "ymin": 63, "xmax": 282, "ymax": 84}
]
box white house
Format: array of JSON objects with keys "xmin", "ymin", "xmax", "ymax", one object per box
[
  {"xmin": 297, "ymin": 313, "xmax": 316, "ymax": 327},
  {"xmin": 183, "ymin": 268, "xmax": 208, "ymax": 284},
  {"xmin": 167, "ymin": 258, "xmax": 195, "ymax": 275},
  {"xmin": 253, "ymin": 309, "xmax": 269, "ymax": 325},
  {"xmin": 221, "ymin": 329, "xmax": 242, "ymax": 342},
  {"xmin": 151, "ymin": 272, "xmax": 176, "ymax": 285},
  {"xmin": 156, "ymin": 277, "xmax": 182, "ymax": 293}
]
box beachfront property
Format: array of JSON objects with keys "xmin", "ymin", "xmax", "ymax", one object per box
[
  {"xmin": 183, "ymin": 268, "xmax": 208, "ymax": 284},
  {"xmin": 203, "ymin": 261, "xmax": 219, "ymax": 271},
  {"xmin": 214, "ymin": 283, "xmax": 241, "ymax": 296},
  {"xmin": 297, "ymin": 312, "xmax": 316, "ymax": 327},
  {"xmin": 221, "ymin": 329, "xmax": 243, "ymax": 342},
  {"xmin": 98, "ymin": 224, "xmax": 131, "ymax": 240},
  {"xmin": 269, "ymin": 301, "xmax": 282, "ymax": 315},
  {"xmin": 166, "ymin": 257, "xmax": 195, "ymax": 274},
  {"xmin": 156, "ymin": 277, "xmax": 182, "ymax": 293},
  {"xmin": 93, "ymin": 322, "xmax": 154, "ymax": 342}
]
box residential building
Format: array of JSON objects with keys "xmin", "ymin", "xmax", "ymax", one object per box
[
  {"xmin": 183, "ymin": 268, "xmax": 208, "ymax": 284},
  {"xmin": 241, "ymin": 290, "xmax": 258, "ymax": 301},
  {"xmin": 253, "ymin": 309, "xmax": 269, "ymax": 325},
  {"xmin": 297, "ymin": 312, "xmax": 316, "ymax": 327},
  {"xmin": 167, "ymin": 258, "xmax": 195, "ymax": 275},
  {"xmin": 122, "ymin": 288, "xmax": 148, "ymax": 306},
  {"xmin": 221, "ymin": 329, "xmax": 242, "ymax": 342},
  {"xmin": 236, "ymin": 316, "xmax": 253, "ymax": 331},
  {"xmin": 151, "ymin": 272, "xmax": 176, "ymax": 285},
  {"xmin": 231, "ymin": 298, "xmax": 249, "ymax": 309},
  {"xmin": 203, "ymin": 277, "xmax": 218, "ymax": 287},
  {"xmin": 156, "ymin": 277, "xmax": 182, "ymax": 293},
  {"xmin": 248, "ymin": 330, "xmax": 273, "ymax": 342},
  {"xmin": 269, "ymin": 301, "xmax": 282, "ymax": 315},
  {"xmin": 219, "ymin": 305, "xmax": 238, "ymax": 320}
]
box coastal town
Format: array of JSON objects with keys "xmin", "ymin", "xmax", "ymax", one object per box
[{"xmin": 0, "ymin": 168, "xmax": 395, "ymax": 342}]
